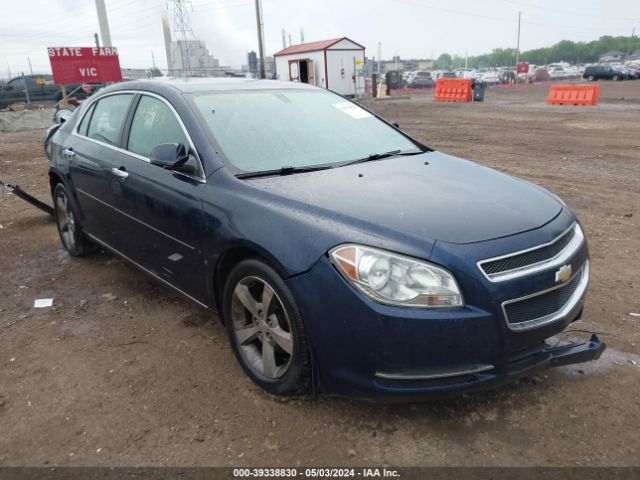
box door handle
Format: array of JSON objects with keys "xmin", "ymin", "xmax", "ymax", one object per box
[
  {"xmin": 111, "ymin": 167, "xmax": 129, "ymax": 180},
  {"xmin": 63, "ymin": 148, "xmax": 75, "ymax": 157}
]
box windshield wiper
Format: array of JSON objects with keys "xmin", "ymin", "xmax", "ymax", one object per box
[
  {"xmin": 236, "ymin": 164, "xmax": 334, "ymax": 179},
  {"xmin": 337, "ymin": 149, "xmax": 424, "ymax": 168}
]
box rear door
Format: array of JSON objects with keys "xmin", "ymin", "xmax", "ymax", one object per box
[
  {"xmin": 109, "ymin": 94, "xmax": 207, "ymax": 302},
  {"xmin": 65, "ymin": 93, "xmax": 135, "ymax": 249}
]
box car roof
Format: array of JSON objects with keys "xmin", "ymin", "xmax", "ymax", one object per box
[{"xmin": 105, "ymin": 77, "xmax": 317, "ymax": 95}]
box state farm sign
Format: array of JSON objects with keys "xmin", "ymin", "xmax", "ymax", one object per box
[{"xmin": 48, "ymin": 47, "xmax": 123, "ymax": 84}]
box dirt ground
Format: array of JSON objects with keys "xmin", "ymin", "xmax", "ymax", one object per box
[{"xmin": 1, "ymin": 81, "xmax": 639, "ymax": 467}]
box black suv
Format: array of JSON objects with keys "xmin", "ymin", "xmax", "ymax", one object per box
[
  {"xmin": 583, "ymin": 65, "xmax": 625, "ymax": 82},
  {"xmin": 0, "ymin": 74, "xmax": 99, "ymax": 108}
]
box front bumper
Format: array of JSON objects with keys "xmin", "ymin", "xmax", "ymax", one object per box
[{"xmin": 287, "ymin": 255, "xmax": 605, "ymax": 402}]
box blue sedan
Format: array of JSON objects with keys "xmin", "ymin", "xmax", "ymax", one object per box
[{"xmin": 48, "ymin": 78, "xmax": 604, "ymax": 400}]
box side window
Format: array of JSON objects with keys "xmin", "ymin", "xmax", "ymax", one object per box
[
  {"xmin": 127, "ymin": 95, "xmax": 189, "ymax": 158},
  {"xmin": 77, "ymin": 103, "xmax": 96, "ymax": 136},
  {"xmin": 8, "ymin": 78, "xmax": 25, "ymax": 90},
  {"xmin": 85, "ymin": 94, "xmax": 133, "ymax": 146}
]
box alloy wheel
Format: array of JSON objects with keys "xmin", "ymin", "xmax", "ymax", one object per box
[
  {"xmin": 56, "ymin": 191, "xmax": 76, "ymax": 251},
  {"xmin": 230, "ymin": 276, "xmax": 293, "ymax": 379}
]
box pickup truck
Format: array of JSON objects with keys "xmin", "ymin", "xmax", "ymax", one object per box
[{"xmin": 0, "ymin": 74, "xmax": 100, "ymax": 109}]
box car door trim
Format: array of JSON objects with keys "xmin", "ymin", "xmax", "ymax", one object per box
[
  {"xmin": 84, "ymin": 231, "xmax": 209, "ymax": 310},
  {"xmin": 71, "ymin": 90, "xmax": 206, "ymax": 183},
  {"xmin": 76, "ymin": 187, "xmax": 196, "ymax": 251}
]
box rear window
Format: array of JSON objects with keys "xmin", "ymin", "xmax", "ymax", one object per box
[{"xmin": 85, "ymin": 94, "xmax": 134, "ymax": 146}]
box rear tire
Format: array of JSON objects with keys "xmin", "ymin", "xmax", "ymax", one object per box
[
  {"xmin": 613, "ymin": 75, "xmax": 620, "ymax": 81},
  {"xmin": 53, "ymin": 184, "xmax": 97, "ymax": 256},
  {"xmin": 587, "ymin": 75, "xmax": 595, "ymax": 82},
  {"xmin": 223, "ymin": 259, "xmax": 312, "ymax": 396}
]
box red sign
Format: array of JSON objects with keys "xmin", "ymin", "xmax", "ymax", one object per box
[
  {"xmin": 48, "ymin": 47, "xmax": 123, "ymax": 84},
  {"xmin": 516, "ymin": 61, "xmax": 530, "ymax": 74}
]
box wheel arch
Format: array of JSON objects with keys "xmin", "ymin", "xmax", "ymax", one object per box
[
  {"xmin": 212, "ymin": 244, "xmax": 291, "ymax": 323},
  {"xmin": 48, "ymin": 170, "xmax": 64, "ymax": 197}
]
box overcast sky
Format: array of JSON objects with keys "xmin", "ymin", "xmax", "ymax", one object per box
[{"xmin": 1, "ymin": 0, "xmax": 638, "ymax": 76}]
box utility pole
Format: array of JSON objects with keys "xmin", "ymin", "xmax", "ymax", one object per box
[
  {"xmin": 94, "ymin": 33, "xmax": 100, "ymax": 48},
  {"xmin": 151, "ymin": 51, "xmax": 157, "ymax": 69},
  {"xmin": 281, "ymin": 28, "xmax": 286, "ymax": 49},
  {"xmin": 95, "ymin": 0, "xmax": 112, "ymax": 47},
  {"xmin": 288, "ymin": 34, "xmax": 292, "ymax": 47},
  {"xmin": 254, "ymin": 0, "xmax": 266, "ymax": 79},
  {"xmin": 377, "ymin": 42, "xmax": 381, "ymax": 75},
  {"xmin": 516, "ymin": 11, "xmax": 522, "ymax": 67},
  {"xmin": 27, "ymin": 57, "xmax": 33, "ymax": 75},
  {"xmin": 300, "ymin": 27, "xmax": 304, "ymax": 44},
  {"xmin": 628, "ymin": 27, "xmax": 636, "ymax": 55}
]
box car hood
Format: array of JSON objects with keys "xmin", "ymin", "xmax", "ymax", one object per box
[{"xmin": 246, "ymin": 151, "xmax": 563, "ymax": 244}]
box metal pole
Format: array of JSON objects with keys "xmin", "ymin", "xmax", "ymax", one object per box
[
  {"xmin": 254, "ymin": 0, "xmax": 266, "ymax": 79},
  {"xmin": 353, "ymin": 57, "xmax": 357, "ymax": 98},
  {"xmin": 377, "ymin": 42, "xmax": 381, "ymax": 75},
  {"xmin": 94, "ymin": 33, "xmax": 100, "ymax": 48},
  {"xmin": 95, "ymin": 0, "xmax": 112, "ymax": 47},
  {"xmin": 22, "ymin": 72, "xmax": 31, "ymax": 104},
  {"xmin": 27, "ymin": 57, "xmax": 33, "ymax": 75},
  {"xmin": 516, "ymin": 11, "xmax": 521, "ymax": 67}
]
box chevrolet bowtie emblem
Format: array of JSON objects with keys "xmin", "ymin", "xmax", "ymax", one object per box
[{"xmin": 555, "ymin": 264, "xmax": 573, "ymax": 283}]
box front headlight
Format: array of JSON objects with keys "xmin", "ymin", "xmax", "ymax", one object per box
[{"xmin": 329, "ymin": 244, "xmax": 464, "ymax": 308}]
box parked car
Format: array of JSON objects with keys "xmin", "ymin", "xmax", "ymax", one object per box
[
  {"xmin": 408, "ymin": 71, "xmax": 435, "ymax": 88},
  {"xmin": 0, "ymin": 74, "xmax": 100, "ymax": 109},
  {"xmin": 534, "ymin": 68, "xmax": 550, "ymax": 82},
  {"xmin": 48, "ymin": 79, "xmax": 604, "ymax": 400},
  {"xmin": 481, "ymin": 70, "xmax": 500, "ymax": 84},
  {"xmin": 548, "ymin": 67, "xmax": 569, "ymax": 80},
  {"xmin": 583, "ymin": 65, "xmax": 625, "ymax": 81}
]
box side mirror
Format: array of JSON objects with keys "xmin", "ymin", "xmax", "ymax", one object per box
[{"xmin": 150, "ymin": 143, "xmax": 189, "ymax": 169}]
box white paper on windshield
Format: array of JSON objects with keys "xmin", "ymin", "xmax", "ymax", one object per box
[{"xmin": 333, "ymin": 102, "xmax": 373, "ymax": 119}]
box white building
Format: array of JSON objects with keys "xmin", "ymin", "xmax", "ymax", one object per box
[
  {"xmin": 273, "ymin": 37, "xmax": 365, "ymax": 96},
  {"xmin": 170, "ymin": 40, "xmax": 226, "ymax": 77}
]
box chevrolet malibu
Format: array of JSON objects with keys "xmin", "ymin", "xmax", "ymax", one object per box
[{"xmin": 48, "ymin": 79, "xmax": 604, "ymax": 401}]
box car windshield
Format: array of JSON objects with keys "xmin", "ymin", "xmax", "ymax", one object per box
[{"xmin": 193, "ymin": 89, "xmax": 420, "ymax": 173}]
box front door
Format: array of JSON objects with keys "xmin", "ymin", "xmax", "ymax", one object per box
[{"xmin": 111, "ymin": 94, "xmax": 207, "ymax": 302}]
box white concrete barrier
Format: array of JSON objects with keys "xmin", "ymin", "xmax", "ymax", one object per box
[{"xmin": 0, "ymin": 108, "xmax": 53, "ymax": 132}]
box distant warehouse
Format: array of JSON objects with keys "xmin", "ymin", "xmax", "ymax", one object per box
[{"xmin": 273, "ymin": 37, "xmax": 365, "ymax": 96}]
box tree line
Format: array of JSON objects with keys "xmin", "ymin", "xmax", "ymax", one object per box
[{"xmin": 434, "ymin": 35, "xmax": 640, "ymax": 69}]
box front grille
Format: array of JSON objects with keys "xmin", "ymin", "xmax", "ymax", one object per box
[
  {"xmin": 504, "ymin": 269, "xmax": 583, "ymax": 326},
  {"xmin": 482, "ymin": 226, "xmax": 576, "ymax": 275}
]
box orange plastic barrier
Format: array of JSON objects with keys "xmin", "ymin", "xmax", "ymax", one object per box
[
  {"xmin": 435, "ymin": 78, "xmax": 472, "ymax": 103},
  {"xmin": 547, "ymin": 84, "xmax": 600, "ymax": 106}
]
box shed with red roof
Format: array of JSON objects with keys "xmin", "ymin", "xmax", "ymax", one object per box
[{"xmin": 273, "ymin": 37, "xmax": 365, "ymax": 96}]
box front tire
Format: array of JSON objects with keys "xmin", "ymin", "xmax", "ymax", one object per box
[
  {"xmin": 613, "ymin": 75, "xmax": 620, "ymax": 81},
  {"xmin": 587, "ymin": 75, "xmax": 595, "ymax": 81},
  {"xmin": 223, "ymin": 259, "xmax": 312, "ymax": 396},
  {"xmin": 53, "ymin": 184, "xmax": 97, "ymax": 256}
]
